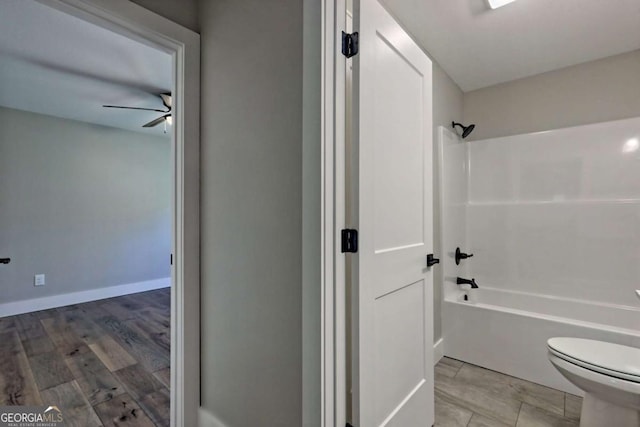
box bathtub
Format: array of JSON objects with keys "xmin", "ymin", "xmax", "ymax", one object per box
[{"xmin": 442, "ymin": 287, "xmax": 640, "ymax": 395}]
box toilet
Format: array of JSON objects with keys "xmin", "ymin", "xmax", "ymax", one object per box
[{"xmin": 547, "ymin": 338, "xmax": 640, "ymax": 427}]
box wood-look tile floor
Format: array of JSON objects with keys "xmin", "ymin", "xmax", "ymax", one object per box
[
  {"xmin": 0, "ymin": 288, "xmax": 171, "ymax": 426},
  {"xmin": 435, "ymin": 357, "xmax": 582, "ymax": 427}
]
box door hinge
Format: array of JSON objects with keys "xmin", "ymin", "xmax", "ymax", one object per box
[
  {"xmin": 341, "ymin": 229, "xmax": 358, "ymax": 253},
  {"xmin": 342, "ymin": 31, "xmax": 359, "ymax": 58},
  {"xmin": 170, "ymin": 254, "xmax": 173, "ymax": 265}
]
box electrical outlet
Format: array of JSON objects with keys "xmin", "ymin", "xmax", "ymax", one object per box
[{"xmin": 34, "ymin": 274, "xmax": 45, "ymax": 287}]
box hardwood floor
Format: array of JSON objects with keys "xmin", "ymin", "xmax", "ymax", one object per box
[{"xmin": 0, "ymin": 288, "xmax": 171, "ymax": 426}]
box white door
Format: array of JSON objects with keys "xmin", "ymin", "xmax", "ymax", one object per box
[{"xmin": 350, "ymin": 0, "xmax": 434, "ymax": 425}]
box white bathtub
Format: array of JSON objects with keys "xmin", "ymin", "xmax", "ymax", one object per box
[{"xmin": 442, "ymin": 287, "xmax": 640, "ymax": 395}]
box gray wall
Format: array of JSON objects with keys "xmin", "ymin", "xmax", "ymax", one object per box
[
  {"xmin": 0, "ymin": 107, "xmax": 171, "ymax": 304},
  {"xmin": 464, "ymin": 49, "xmax": 640, "ymax": 141},
  {"xmin": 199, "ymin": 1, "xmax": 303, "ymax": 426},
  {"xmin": 302, "ymin": 0, "xmax": 322, "ymax": 425},
  {"xmin": 130, "ymin": 0, "xmax": 199, "ymax": 32}
]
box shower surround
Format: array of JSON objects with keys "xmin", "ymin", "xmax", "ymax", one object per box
[{"xmin": 437, "ymin": 119, "xmax": 640, "ymax": 394}]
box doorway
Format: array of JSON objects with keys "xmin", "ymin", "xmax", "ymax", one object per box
[
  {"xmin": 323, "ymin": 0, "xmax": 435, "ymax": 425},
  {"xmin": 0, "ymin": 0, "xmax": 199, "ymax": 426}
]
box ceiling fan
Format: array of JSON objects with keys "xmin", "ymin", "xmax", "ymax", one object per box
[{"xmin": 103, "ymin": 93, "xmax": 172, "ymax": 130}]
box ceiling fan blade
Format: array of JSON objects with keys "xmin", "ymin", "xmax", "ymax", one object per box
[
  {"xmin": 103, "ymin": 105, "xmax": 168, "ymax": 113},
  {"xmin": 160, "ymin": 93, "xmax": 172, "ymax": 109},
  {"xmin": 143, "ymin": 114, "xmax": 170, "ymax": 128}
]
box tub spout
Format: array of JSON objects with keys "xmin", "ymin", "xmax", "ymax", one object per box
[{"xmin": 457, "ymin": 277, "xmax": 478, "ymax": 289}]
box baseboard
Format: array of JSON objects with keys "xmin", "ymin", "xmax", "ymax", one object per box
[
  {"xmin": 0, "ymin": 277, "xmax": 171, "ymax": 317},
  {"xmin": 433, "ymin": 337, "xmax": 444, "ymax": 365},
  {"xmin": 198, "ymin": 408, "xmax": 228, "ymax": 427}
]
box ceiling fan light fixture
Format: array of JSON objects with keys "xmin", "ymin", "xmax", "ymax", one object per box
[
  {"xmin": 486, "ymin": 0, "xmax": 518, "ymax": 9},
  {"xmin": 103, "ymin": 93, "xmax": 172, "ymax": 130}
]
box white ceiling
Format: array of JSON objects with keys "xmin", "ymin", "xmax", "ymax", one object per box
[
  {"xmin": 381, "ymin": 0, "xmax": 640, "ymax": 91},
  {"xmin": 0, "ymin": 0, "xmax": 172, "ymax": 136}
]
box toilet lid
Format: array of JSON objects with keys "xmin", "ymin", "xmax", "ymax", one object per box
[{"xmin": 548, "ymin": 338, "xmax": 640, "ymax": 383}]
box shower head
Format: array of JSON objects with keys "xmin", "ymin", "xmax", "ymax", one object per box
[{"xmin": 452, "ymin": 121, "xmax": 476, "ymax": 139}]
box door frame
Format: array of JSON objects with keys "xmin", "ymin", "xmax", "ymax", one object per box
[
  {"xmin": 320, "ymin": 0, "xmax": 347, "ymax": 425},
  {"xmin": 35, "ymin": 1, "xmax": 200, "ymax": 426}
]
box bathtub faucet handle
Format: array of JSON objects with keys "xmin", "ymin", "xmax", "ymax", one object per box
[{"xmin": 455, "ymin": 247, "xmax": 474, "ymax": 265}]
